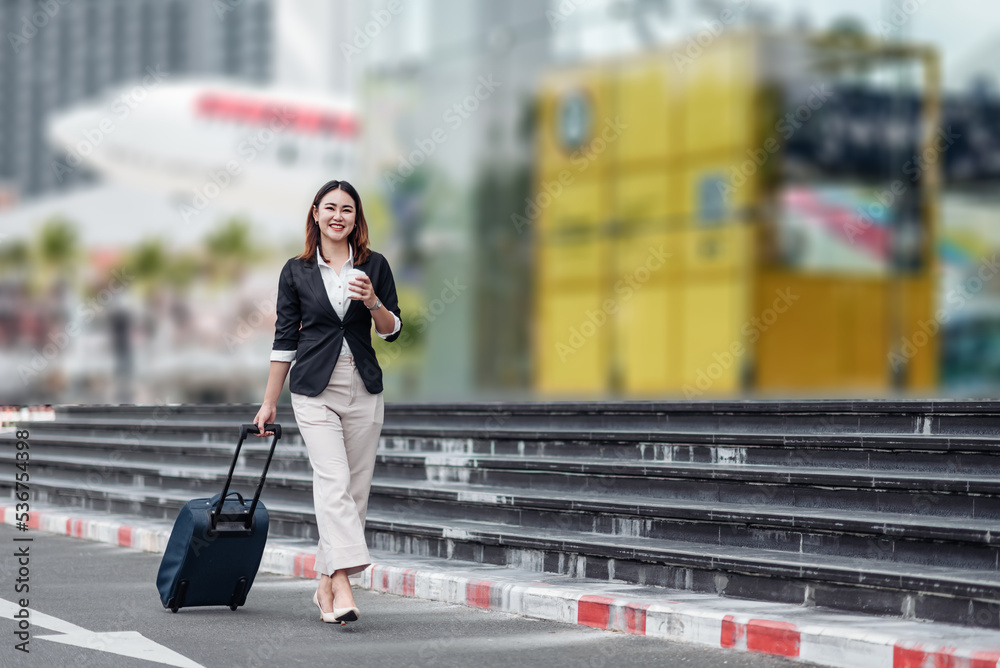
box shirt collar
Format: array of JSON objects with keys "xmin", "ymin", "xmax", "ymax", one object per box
[{"xmin": 316, "ymin": 244, "xmax": 353, "ymax": 271}]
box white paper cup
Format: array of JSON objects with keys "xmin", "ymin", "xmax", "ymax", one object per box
[{"xmin": 345, "ymin": 268, "xmax": 367, "ymax": 299}]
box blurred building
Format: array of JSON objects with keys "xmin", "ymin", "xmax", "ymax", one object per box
[
  {"xmin": 0, "ymin": 0, "xmax": 273, "ymax": 200},
  {"xmin": 273, "ymin": 0, "xmax": 358, "ymax": 93},
  {"xmin": 359, "ymin": 0, "xmax": 555, "ymax": 398}
]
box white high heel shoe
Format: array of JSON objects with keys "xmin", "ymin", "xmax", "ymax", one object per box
[
  {"xmin": 312, "ymin": 591, "xmax": 339, "ymax": 624},
  {"xmin": 313, "ymin": 590, "xmax": 360, "ymax": 625},
  {"xmin": 332, "ymin": 604, "xmax": 360, "ymax": 625}
]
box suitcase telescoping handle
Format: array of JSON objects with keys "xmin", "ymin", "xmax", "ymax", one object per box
[{"xmin": 211, "ymin": 423, "xmax": 282, "ymax": 531}]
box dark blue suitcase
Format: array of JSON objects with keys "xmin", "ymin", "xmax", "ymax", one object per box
[{"xmin": 156, "ymin": 423, "xmax": 281, "ymax": 612}]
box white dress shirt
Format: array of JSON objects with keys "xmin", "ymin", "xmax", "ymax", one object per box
[{"xmin": 270, "ymin": 246, "xmax": 402, "ymax": 363}]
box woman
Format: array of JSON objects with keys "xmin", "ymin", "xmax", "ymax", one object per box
[{"xmin": 253, "ymin": 179, "xmax": 402, "ymax": 625}]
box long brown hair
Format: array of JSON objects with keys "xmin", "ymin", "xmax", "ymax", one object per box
[{"xmin": 297, "ymin": 179, "xmax": 372, "ymax": 265}]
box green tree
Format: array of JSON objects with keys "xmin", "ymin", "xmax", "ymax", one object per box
[
  {"xmin": 37, "ymin": 216, "xmax": 80, "ymax": 267},
  {"xmin": 31, "ymin": 217, "xmax": 81, "ymax": 297},
  {"xmin": 0, "ymin": 238, "xmax": 30, "ymax": 275},
  {"xmin": 125, "ymin": 238, "xmax": 170, "ymax": 299},
  {"xmin": 164, "ymin": 250, "xmax": 203, "ymax": 294}
]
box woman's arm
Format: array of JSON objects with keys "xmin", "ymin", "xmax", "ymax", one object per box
[
  {"xmin": 370, "ymin": 300, "xmax": 397, "ymax": 336},
  {"xmin": 253, "ymin": 360, "xmax": 289, "ymax": 437},
  {"xmin": 372, "ymin": 256, "xmax": 402, "ymax": 340},
  {"xmin": 351, "ymin": 255, "xmax": 403, "ymax": 341},
  {"xmin": 262, "ymin": 361, "xmax": 290, "ymax": 406},
  {"xmin": 272, "ymin": 259, "xmax": 302, "ymax": 355},
  {"xmin": 255, "ymin": 260, "xmax": 300, "ymax": 437}
]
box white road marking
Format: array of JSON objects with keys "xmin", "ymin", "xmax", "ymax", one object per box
[
  {"xmin": 36, "ymin": 631, "xmax": 205, "ymax": 667},
  {"xmin": 0, "ymin": 597, "xmax": 88, "ymax": 635},
  {"xmin": 0, "ymin": 597, "xmax": 205, "ymax": 668}
]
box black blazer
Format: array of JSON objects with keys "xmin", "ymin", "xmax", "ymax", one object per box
[{"xmin": 272, "ymin": 251, "xmax": 402, "ymax": 396}]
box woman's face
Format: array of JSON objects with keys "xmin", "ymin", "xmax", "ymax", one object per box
[{"xmin": 313, "ymin": 188, "xmax": 356, "ymax": 245}]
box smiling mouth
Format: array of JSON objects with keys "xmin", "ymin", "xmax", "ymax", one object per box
[{"xmin": 329, "ymin": 223, "xmax": 345, "ymax": 231}]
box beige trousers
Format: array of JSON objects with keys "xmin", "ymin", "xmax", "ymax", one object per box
[{"xmin": 290, "ymin": 355, "xmax": 384, "ymax": 577}]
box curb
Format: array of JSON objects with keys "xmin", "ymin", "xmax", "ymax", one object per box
[
  {"xmin": 5, "ymin": 505, "xmax": 1000, "ymax": 668},
  {"xmin": 360, "ymin": 563, "xmax": 1000, "ymax": 668},
  {"xmin": 0, "ymin": 406, "xmax": 55, "ymax": 430}
]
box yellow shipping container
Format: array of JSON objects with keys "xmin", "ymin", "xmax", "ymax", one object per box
[
  {"xmin": 534, "ymin": 285, "xmax": 610, "ymax": 395},
  {"xmin": 531, "ymin": 32, "xmax": 939, "ymax": 397}
]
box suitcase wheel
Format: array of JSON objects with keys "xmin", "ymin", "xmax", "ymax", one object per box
[
  {"xmin": 229, "ymin": 576, "xmax": 249, "ymax": 611},
  {"xmin": 169, "ymin": 580, "xmax": 188, "ymax": 613}
]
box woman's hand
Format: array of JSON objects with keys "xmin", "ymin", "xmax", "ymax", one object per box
[
  {"xmin": 348, "ymin": 275, "xmax": 378, "ymax": 309},
  {"xmin": 253, "ymin": 401, "xmax": 277, "ymax": 438}
]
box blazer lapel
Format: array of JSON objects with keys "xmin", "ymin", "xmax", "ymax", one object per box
[{"xmin": 303, "ymin": 260, "xmax": 342, "ymax": 324}]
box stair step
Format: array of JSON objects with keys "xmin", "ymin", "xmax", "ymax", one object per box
[
  {"xmin": 10, "ymin": 466, "xmax": 1000, "ymax": 572},
  {"xmin": 361, "ymin": 513, "xmax": 1000, "ymax": 626},
  {"xmin": 17, "ymin": 424, "xmax": 1000, "ymax": 476},
  {"xmin": 20, "ymin": 418, "xmax": 1000, "ymax": 450},
  {"xmin": 11, "ymin": 447, "xmax": 1000, "ymax": 515},
  {"xmin": 15, "ymin": 453, "xmax": 999, "ymax": 536},
  {"xmin": 31, "ymin": 472, "xmax": 994, "ymax": 625},
  {"xmin": 49, "ymin": 399, "xmax": 1000, "ymax": 436},
  {"xmin": 377, "ymin": 451, "xmax": 1000, "ymax": 492},
  {"xmin": 19, "ymin": 476, "xmax": 1000, "ymax": 596},
  {"xmin": 7, "ymin": 423, "xmax": 1000, "ymax": 477}
]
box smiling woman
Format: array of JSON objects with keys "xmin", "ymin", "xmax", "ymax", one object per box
[{"xmin": 251, "ymin": 179, "xmax": 402, "ymax": 626}]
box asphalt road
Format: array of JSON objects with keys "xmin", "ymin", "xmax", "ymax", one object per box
[{"xmin": 0, "ymin": 523, "xmax": 812, "ymax": 668}]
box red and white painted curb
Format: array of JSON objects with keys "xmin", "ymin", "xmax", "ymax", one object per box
[
  {"xmin": 360, "ymin": 562, "xmax": 1000, "ymax": 668},
  {"xmin": 5, "ymin": 505, "xmax": 1000, "ymax": 668},
  {"xmin": 0, "ymin": 405, "xmax": 55, "ymax": 429}
]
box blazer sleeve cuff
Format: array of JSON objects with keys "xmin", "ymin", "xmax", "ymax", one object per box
[
  {"xmin": 376, "ymin": 312, "xmax": 402, "ymax": 340},
  {"xmin": 270, "ymin": 349, "xmax": 296, "ymax": 362}
]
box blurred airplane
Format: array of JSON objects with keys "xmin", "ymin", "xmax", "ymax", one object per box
[{"xmin": 47, "ymin": 80, "xmax": 361, "ymax": 219}]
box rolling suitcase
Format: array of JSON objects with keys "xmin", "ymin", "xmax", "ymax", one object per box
[{"xmin": 156, "ymin": 423, "xmax": 281, "ymax": 612}]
